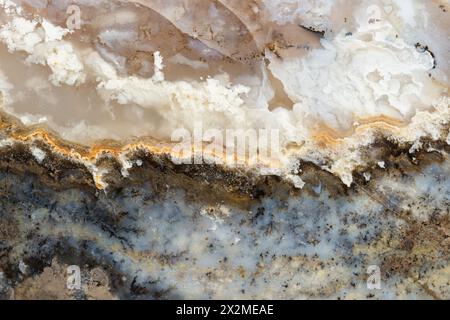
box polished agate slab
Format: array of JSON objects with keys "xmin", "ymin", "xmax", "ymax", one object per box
[{"xmin": 0, "ymin": 0, "xmax": 449, "ymax": 300}]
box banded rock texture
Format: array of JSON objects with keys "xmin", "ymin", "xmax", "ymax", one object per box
[{"xmin": 0, "ymin": 0, "xmax": 448, "ymax": 300}]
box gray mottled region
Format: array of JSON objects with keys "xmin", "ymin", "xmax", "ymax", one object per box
[{"xmin": 0, "ymin": 158, "xmax": 448, "ymax": 299}]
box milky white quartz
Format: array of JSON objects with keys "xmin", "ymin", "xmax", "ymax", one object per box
[{"xmin": 30, "ymin": 146, "xmax": 46, "ymax": 164}]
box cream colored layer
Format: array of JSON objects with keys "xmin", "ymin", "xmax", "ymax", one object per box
[{"xmin": 0, "ymin": 0, "xmax": 448, "ymax": 187}]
